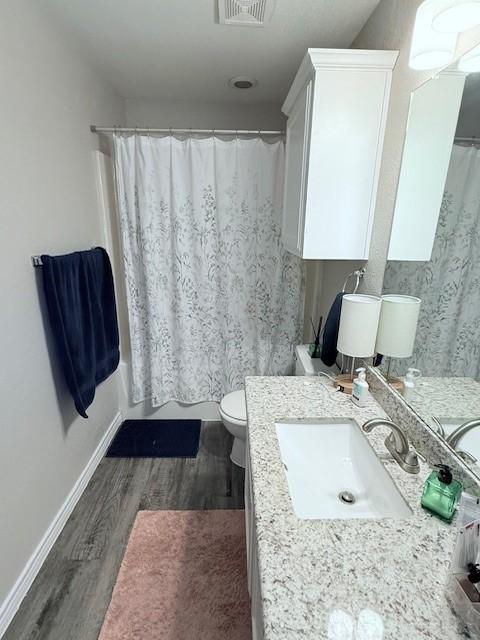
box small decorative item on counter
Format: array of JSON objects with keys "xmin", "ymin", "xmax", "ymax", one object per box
[
  {"xmin": 446, "ymin": 493, "xmax": 480, "ymax": 636},
  {"xmin": 421, "ymin": 464, "xmax": 463, "ymax": 522},
  {"xmin": 308, "ymin": 315, "xmax": 323, "ymax": 359},
  {"xmin": 402, "ymin": 367, "xmax": 421, "ymax": 402},
  {"xmin": 351, "ymin": 367, "xmax": 369, "ymax": 407}
]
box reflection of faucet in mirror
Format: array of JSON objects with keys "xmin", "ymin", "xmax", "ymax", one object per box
[
  {"xmin": 446, "ymin": 419, "xmax": 480, "ymax": 458},
  {"xmin": 456, "ymin": 449, "xmax": 477, "ymax": 466},
  {"xmin": 431, "ymin": 416, "xmax": 445, "ymax": 439},
  {"xmin": 432, "ymin": 415, "xmax": 478, "ymax": 465},
  {"xmin": 362, "ymin": 418, "xmax": 420, "ymax": 474}
]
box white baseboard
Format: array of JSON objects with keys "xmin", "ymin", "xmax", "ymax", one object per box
[{"xmin": 0, "ymin": 411, "xmax": 123, "ymax": 638}]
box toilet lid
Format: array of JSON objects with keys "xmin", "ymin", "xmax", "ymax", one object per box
[{"xmin": 220, "ymin": 390, "xmax": 247, "ymax": 422}]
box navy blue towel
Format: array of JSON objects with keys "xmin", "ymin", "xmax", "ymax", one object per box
[
  {"xmin": 321, "ymin": 292, "xmax": 344, "ymax": 367},
  {"xmin": 41, "ymin": 247, "xmax": 120, "ymax": 418}
]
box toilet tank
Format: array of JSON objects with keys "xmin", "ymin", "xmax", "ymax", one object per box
[{"xmin": 294, "ymin": 344, "xmax": 336, "ymax": 376}]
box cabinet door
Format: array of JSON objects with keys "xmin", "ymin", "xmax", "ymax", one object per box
[
  {"xmin": 282, "ymin": 79, "xmax": 312, "ymax": 256},
  {"xmin": 387, "ymin": 72, "xmax": 465, "ymax": 261}
]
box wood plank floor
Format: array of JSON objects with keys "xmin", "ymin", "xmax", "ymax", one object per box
[{"xmin": 4, "ymin": 421, "xmax": 245, "ymax": 640}]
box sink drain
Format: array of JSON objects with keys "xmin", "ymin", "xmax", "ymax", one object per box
[{"xmin": 338, "ymin": 491, "xmax": 356, "ymax": 505}]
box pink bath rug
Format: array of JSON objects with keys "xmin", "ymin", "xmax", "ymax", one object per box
[{"xmin": 98, "ymin": 510, "xmax": 251, "ymax": 640}]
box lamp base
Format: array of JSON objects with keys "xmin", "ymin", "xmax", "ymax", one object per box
[
  {"xmin": 335, "ymin": 374, "xmax": 355, "ymax": 395},
  {"xmin": 386, "ymin": 376, "xmax": 404, "ymax": 392}
]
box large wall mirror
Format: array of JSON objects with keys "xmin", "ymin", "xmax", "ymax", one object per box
[{"xmin": 377, "ymin": 37, "xmax": 480, "ymax": 478}]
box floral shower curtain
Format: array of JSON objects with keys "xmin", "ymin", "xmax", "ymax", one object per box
[
  {"xmin": 384, "ymin": 144, "xmax": 480, "ymax": 377},
  {"xmin": 114, "ymin": 134, "xmax": 305, "ymax": 406}
]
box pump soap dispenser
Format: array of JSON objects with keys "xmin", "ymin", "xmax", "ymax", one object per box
[
  {"xmin": 403, "ymin": 368, "xmax": 420, "ymax": 402},
  {"xmin": 351, "ymin": 367, "xmax": 369, "ymax": 407},
  {"xmin": 421, "ymin": 464, "xmax": 463, "ymax": 522}
]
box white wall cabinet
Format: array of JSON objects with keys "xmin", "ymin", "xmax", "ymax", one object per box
[
  {"xmin": 282, "ymin": 49, "xmax": 398, "ymax": 260},
  {"xmin": 387, "ymin": 72, "xmax": 465, "ymax": 261}
]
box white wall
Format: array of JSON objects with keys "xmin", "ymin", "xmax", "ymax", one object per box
[
  {"xmin": 0, "ymin": 0, "xmax": 125, "ymax": 619},
  {"xmin": 125, "ymin": 97, "xmax": 286, "ymax": 130}
]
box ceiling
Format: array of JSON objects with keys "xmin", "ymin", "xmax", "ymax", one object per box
[{"xmin": 42, "ymin": 0, "xmax": 381, "ymax": 105}]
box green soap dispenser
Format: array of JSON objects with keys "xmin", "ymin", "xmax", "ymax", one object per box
[{"xmin": 421, "ymin": 464, "xmax": 462, "ymax": 522}]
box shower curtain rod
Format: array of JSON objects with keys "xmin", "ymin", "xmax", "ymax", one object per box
[
  {"xmin": 90, "ymin": 125, "xmax": 284, "ymax": 136},
  {"xmin": 455, "ymin": 136, "xmax": 479, "ymax": 143}
]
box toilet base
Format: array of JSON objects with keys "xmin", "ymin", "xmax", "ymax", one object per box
[{"xmin": 230, "ymin": 436, "xmax": 246, "ymax": 468}]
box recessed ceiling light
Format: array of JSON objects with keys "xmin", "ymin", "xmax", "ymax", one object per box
[{"xmin": 228, "ymin": 76, "xmax": 258, "ymax": 89}]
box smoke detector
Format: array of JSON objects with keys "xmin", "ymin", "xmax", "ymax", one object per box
[{"xmin": 218, "ymin": 0, "xmax": 276, "ymax": 27}]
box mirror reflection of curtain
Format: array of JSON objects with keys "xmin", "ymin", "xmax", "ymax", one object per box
[
  {"xmin": 384, "ymin": 144, "xmax": 480, "ymax": 377},
  {"xmin": 114, "ymin": 134, "xmax": 305, "ymax": 406}
]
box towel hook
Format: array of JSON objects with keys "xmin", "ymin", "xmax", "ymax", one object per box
[{"xmin": 342, "ymin": 268, "xmax": 366, "ymax": 294}]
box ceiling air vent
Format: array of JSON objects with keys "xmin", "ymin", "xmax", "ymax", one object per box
[{"xmin": 218, "ymin": 0, "xmax": 275, "ymax": 27}]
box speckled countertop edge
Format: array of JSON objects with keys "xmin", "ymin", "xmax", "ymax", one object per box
[{"xmin": 245, "ymin": 376, "xmax": 469, "ymax": 640}]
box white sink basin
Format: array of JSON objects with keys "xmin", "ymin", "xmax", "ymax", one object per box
[{"xmin": 275, "ymin": 419, "xmax": 412, "ymax": 520}]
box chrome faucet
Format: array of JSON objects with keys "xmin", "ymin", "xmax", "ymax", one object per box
[
  {"xmin": 446, "ymin": 418, "xmax": 480, "ymax": 451},
  {"xmin": 362, "ymin": 418, "xmax": 420, "ymax": 474}
]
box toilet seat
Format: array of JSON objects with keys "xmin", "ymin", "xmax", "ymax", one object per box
[{"xmin": 220, "ymin": 390, "xmax": 247, "ymax": 424}]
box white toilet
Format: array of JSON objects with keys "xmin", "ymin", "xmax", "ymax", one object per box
[
  {"xmin": 220, "ymin": 345, "xmax": 334, "ymax": 467},
  {"xmin": 219, "ymin": 389, "xmax": 247, "ymax": 467}
]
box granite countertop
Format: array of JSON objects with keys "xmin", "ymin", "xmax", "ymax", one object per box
[{"xmin": 245, "ymin": 376, "xmax": 469, "ymax": 640}]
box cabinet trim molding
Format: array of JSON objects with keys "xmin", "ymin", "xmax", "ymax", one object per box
[{"xmin": 283, "ymin": 48, "xmax": 398, "ymax": 116}]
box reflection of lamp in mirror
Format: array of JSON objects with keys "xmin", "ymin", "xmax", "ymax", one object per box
[
  {"xmin": 432, "ymin": 0, "xmax": 480, "ymax": 33},
  {"xmin": 409, "ymin": 0, "xmax": 458, "ymax": 70},
  {"xmin": 375, "ymin": 295, "xmax": 421, "ymax": 389},
  {"xmin": 336, "ymin": 294, "xmax": 382, "ymax": 394}
]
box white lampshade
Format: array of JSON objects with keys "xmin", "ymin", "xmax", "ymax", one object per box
[
  {"xmin": 337, "ymin": 294, "xmax": 381, "ymax": 359},
  {"xmin": 409, "ymin": 1, "xmax": 457, "ymax": 70},
  {"xmin": 432, "ymin": 0, "xmax": 480, "ymax": 33},
  {"xmin": 375, "ymin": 295, "xmax": 421, "ymax": 359},
  {"xmin": 458, "ymin": 42, "xmax": 480, "ymax": 71}
]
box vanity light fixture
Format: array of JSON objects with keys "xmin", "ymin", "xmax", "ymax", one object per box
[
  {"xmin": 336, "ymin": 294, "xmax": 382, "ymax": 392},
  {"xmin": 432, "ymin": 0, "xmax": 480, "ymax": 33},
  {"xmin": 458, "ymin": 42, "xmax": 480, "ymax": 70},
  {"xmin": 409, "ymin": 0, "xmax": 458, "ymax": 70},
  {"xmin": 375, "ymin": 295, "xmax": 421, "ymax": 388}
]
